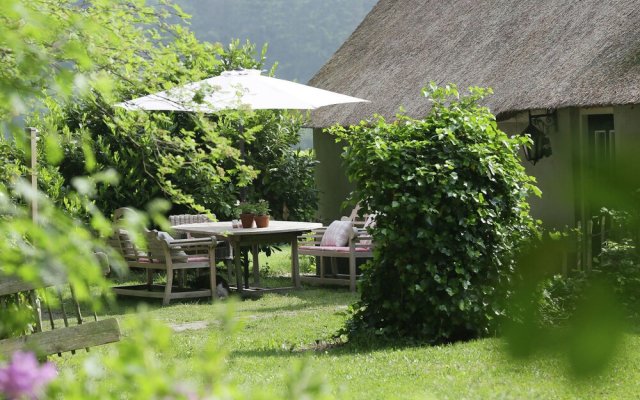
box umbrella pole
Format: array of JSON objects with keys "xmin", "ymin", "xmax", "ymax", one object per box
[
  {"xmin": 238, "ymin": 123, "xmax": 247, "ymax": 202},
  {"xmin": 28, "ymin": 127, "xmax": 38, "ymax": 223}
]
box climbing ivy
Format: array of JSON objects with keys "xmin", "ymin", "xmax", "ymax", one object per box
[{"xmin": 333, "ymin": 84, "xmax": 540, "ymax": 343}]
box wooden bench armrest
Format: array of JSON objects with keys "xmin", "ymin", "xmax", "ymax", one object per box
[
  {"xmin": 167, "ymin": 239, "xmax": 217, "ymax": 251},
  {"xmin": 168, "ymin": 237, "xmax": 215, "ymax": 245}
]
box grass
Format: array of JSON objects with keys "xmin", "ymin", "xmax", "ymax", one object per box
[{"xmin": 55, "ymin": 246, "xmax": 640, "ymax": 399}]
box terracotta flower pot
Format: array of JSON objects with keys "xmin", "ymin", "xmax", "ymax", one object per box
[
  {"xmin": 255, "ymin": 214, "xmax": 270, "ymax": 228},
  {"xmin": 240, "ymin": 213, "xmax": 255, "ymax": 228}
]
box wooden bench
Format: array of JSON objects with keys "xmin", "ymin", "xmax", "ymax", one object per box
[
  {"xmin": 298, "ymin": 224, "xmax": 373, "ymax": 292},
  {"xmin": 0, "ymin": 275, "xmax": 121, "ymax": 358},
  {"xmin": 169, "ymin": 214, "xmax": 234, "ymax": 282}
]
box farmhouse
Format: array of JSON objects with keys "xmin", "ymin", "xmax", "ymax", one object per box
[{"xmin": 308, "ymin": 0, "xmax": 640, "ymax": 231}]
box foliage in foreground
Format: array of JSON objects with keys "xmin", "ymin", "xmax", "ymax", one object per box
[
  {"xmin": 333, "ymin": 84, "xmax": 539, "ymax": 343},
  {"xmin": 0, "ymin": 1, "xmax": 325, "ymax": 398},
  {"xmin": 508, "ymin": 211, "xmax": 640, "ymax": 377},
  {"xmin": 3, "ymin": 1, "xmax": 317, "ymax": 221},
  {"xmin": 45, "ymin": 309, "xmax": 333, "ymax": 400}
]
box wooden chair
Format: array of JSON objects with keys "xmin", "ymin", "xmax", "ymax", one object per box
[
  {"xmin": 0, "ymin": 275, "xmax": 121, "ymax": 358},
  {"xmin": 169, "ymin": 214, "xmax": 234, "ymax": 282},
  {"xmin": 109, "ymin": 209, "xmax": 219, "ymax": 305},
  {"xmin": 298, "ymin": 214, "xmax": 374, "ymax": 292}
]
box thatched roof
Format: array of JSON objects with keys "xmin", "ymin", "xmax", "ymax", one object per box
[{"xmin": 308, "ymin": 0, "xmax": 640, "ymax": 127}]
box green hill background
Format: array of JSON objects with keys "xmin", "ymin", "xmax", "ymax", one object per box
[{"xmin": 176, "ymin": 0, "xmax": 377, "ymax": 82}]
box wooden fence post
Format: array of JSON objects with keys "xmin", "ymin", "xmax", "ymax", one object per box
[
  {"xmin": 27, "ymin": 127, "xmax": 38, "ymax": 223},
  {"xmin": 586, "ymin": 219, "xmax": 593, "ymax": 272}
]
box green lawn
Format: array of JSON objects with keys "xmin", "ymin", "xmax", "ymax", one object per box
[{"xmin": 57, "ymin": 246, "xmax": 640, "ymax": 399}]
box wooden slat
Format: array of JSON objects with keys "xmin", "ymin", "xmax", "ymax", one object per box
[
  {"xmin": 170, "ymin": 214, "xmax": 213, "ymax": 226},
  {"xmin": 112, "ymin": 285, "xmax": 212, "ymax": 299},
  {"xmin": 300, "ymin": 276, "xmax": 352, "ymax": 286},
  {"xmin": 0, "ymin": 276, "xmax": 66, "ymax": 297},
  {"xmin": 0, "ymin": 318, "xmax": 121, "ymax": 358}
]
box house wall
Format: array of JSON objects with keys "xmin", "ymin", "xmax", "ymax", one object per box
[
  {"xmin": 498, "ymin": 109, "xmax": 577, "ymax": 229},
  {"xmin": 313, "ymin": 105, "xmax": 640, "ymax": 228},
  {"xmin": 613, "ymin": 105, "xmax": 640, "ymax": 190},
  {"xmin": 312, "ymin": 128, "xmax": 354, "ymax": 223}
]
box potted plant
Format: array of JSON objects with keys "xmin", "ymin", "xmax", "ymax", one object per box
[
  {"xmin": 254, "ymin": 199, "xmax": 270, "ymax": 228},
  {"xmin": 237, "ymin": 202, "xmax": 256, "ymax": 228}
]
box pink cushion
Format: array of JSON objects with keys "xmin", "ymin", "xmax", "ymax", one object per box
[
  {"xmin": 320, "ymin": 221, "xmax": 354, "ymax": 246},
  {"xmin": 299, "ymin": 245, "xmax": 371, "ymax": 253}
]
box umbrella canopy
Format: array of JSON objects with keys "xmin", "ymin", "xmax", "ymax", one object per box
[{"xmin": 116, "ymin": 69, "xmax": 368, "ymax": 112}]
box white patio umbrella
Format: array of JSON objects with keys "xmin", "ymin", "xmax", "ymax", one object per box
[
  {"xmin": 116, "ymin": 68, "xmax": 368, "ymax": 198},
  {"xmin": 116, "ymin": 69, "xmax": 368, "ymax": 112}
]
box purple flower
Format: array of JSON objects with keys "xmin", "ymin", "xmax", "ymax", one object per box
[{"xmin": 0, "ymin": 351, "xmax": 57, "ymax": 400}]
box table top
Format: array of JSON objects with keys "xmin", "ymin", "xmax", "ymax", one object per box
[{"xmin": 173, "ymin": 220, "xmax": 322, "ymax": 237}]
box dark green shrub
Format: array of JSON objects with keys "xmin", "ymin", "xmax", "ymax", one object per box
[
  {"xmin": 537, "ymin": 273, "xmax": 588, "ymax": 326},
  {"xmin": 538, "ymin": 238, "xmax": 640, "ymax": 326},
  {"xmin": 333, "ymin": 84, "xmax": 539, "ymax": 343},
  {"xmin": 252, "ymin": 149, "xmax": 319, "ymax": 220}
]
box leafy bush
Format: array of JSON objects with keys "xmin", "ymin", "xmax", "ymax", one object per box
[
  {"xmin": 254, "ymin": 149, "xmax": 319, "ymax": 220},
  {"xmin": 537, "ymin": 273, "xmax": 588, "ymax": 326},
  {"xmin": 505, "ymin": 218, "xmax": 640, "ymax": 377},
  {"xmin": 333, "ymin": 84, "xmax": 539, "ymax": 343},
  {"xmin": 538, "ymin": 237, "xmax": 640, "ymax": 326}
]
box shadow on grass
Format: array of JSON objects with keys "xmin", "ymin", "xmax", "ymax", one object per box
[
  {"xmin": 227, "ymin": 343, "xmax": 416, "ymax": 359},
  {"xmin": 235, "ymin": 288, "xmax": 357, "ymax": 314},
  {"xmin": 100, "ymin": 284, "xmax": 356, "ymax": 318},
  {"xmin": 228, "ymin": 335, "xmax": 427, "ymax": 359}
]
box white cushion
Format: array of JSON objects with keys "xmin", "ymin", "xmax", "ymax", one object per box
[
  {"xmin": 156, "ymin": 231, "xmax": 189, "ymax": 262},
  {"xmin": 320, "ymin": 221, "xmax": 355, "ymax": 247}
]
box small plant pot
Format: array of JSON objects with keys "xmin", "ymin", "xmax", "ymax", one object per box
[
  {"xmin": 240, "ymin": 213, "xmax": 255, "ymax": 228},
  {"xmin": 255, "ymin": 215, "xmax": 270, "ymax": 228}
]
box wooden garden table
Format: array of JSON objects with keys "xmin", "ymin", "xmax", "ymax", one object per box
[{"xmin": 173, "ymin": 220, "xmax": 322, "ymax": 295}]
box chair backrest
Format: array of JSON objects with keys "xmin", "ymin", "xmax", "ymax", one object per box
[
  {"xmin": 113, "ymin": 207, "xmax": 134, "ymax": 222},
  {"xmin": 108, "ymin": 228, "xmax": 143, "ymax": 262},
  {"xmin": 346, "ymin": 203, "xmax": 362, "ymax": 220},
  {"xmin": 341, "ymin": 204, "xmax": 373, "ymax": 229},
  {"xmin": 144, "ymin": 231, "xmax": 172, "ymax": 263},
  {"xmin": 110, "ymin": 208, "xmax": 148, "ymax": 262},
  {"xmin": 169, "ymin": 214, "xmax": 213, "ymax": 226}
]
